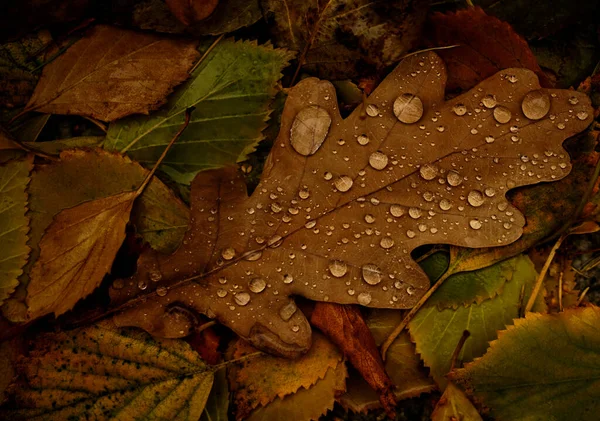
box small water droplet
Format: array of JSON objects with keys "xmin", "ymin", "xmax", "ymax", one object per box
[
  {"xmin": 521, "ymin": 90, "xmax": 550, "ymax": 120},
  {"xmin": 221, "ymin": 247, "xmax": 236, "ymax": 260},
  {"xmin": 447, "ymin": 171, "xmax": 463, "ymax": 186},
  {"xmin": 469, "ymin": 219, "xmax": 482, "ymax": 230},
  {"xmin": 249, "ymin": 278, "xmax": 266, "ymax": 293},
  {"xmin": 156, "ymin": 286, "xmax": 168, "ymax": 297},
  {"xmin": 493, "ymin": 106, "xmax": 512, "ymax": 124},
  {"xmin": 138, "ymin": 280, "xmax": 148, "ymax": 290},
  {"xmin": 506, "ymin": 74, "xmax": 518, "ymax": 83},
  {"xmin": 390, "ymin": 204, "xmax": 406, "ymax": 217},
  {"xmin": 235, "ymin": 293, "xmax": 250, "ymax": 306},
  {"xmin": 112, "ymin": 279, "xmax": 124, "ymax": 289},
  {"xmin": 305, "ymin": 220, "xmax": 317, "ymax": 229},
  {"xmin": 482, "ymin": 94, "xmax": 497, "ymax": 108},
  {"xmin": 577, "ymin": 111, "xmax": 589, "ymax": 120},
  {"xmin": 406, "ymin": 230, "xmax": 416, "ymax": 238},
  {"xmin": 335, "ymin": 175, "xmax": 353, "ymax": 192},
  {"xmin": 366, "ymin": 104, "xmax": 380, "ymax": 117},
  {"xmin": 364, "ymin": 214, "xmax": 375, "ymax": 224},
  {"xmin": 290, "ymin": 105, "xmax": 331, "ymax": 156},
  {"xmin": 484, "ymin": 187, "xmax": 496, "ymax": 197},
  {"xmin": 467, "ymin": 190, "xmax": 485, "ymax": 207},
  {"xmin": 283, "ymin": 274, "xmax": 294, "ymax": 284},
  {"xmin": 280, "ymin": 301, "xmax": 297, "ymax": 321},
  {"xmin": 569, "ymin": 96, "xmax": 579, "ymax": 105},
  {"xmin": 268, "ymin": 235, "xmax": 283, "ymax": 248},
  {"xmin": 380, "ymin": 237, "xmax": 395, "ymax": 249},
  {"xmin": 329, "ymin": 260, "xmax": 348, "ymax": 278},
  {"xmin": 271, "ymin": 202, "xmax": 283, "ymax": 213},
  {"xmin": 409, "ymin": 207, "xmax": 422, "ymax": 219},
  {"xmin": 217, "ymin": 289, "xmax": 227, "ymax": 298},
  {"xmin": 369, "ymin": 151, "xmax": 389, "ymax": 170},
  {"xmin": 557, "ymin": 122, "xmax": 566, "ymax": 130},
  {"xmin": 485, "ymin": 135, "xmax": 495, "ymax": 144},
  {"xmin": 420, "ymin": 163, "xmax": 438, "ymax": 180},
  {"xmin": 149, "ymin": 270, "xmax": 162, "ymax": 282},
  {"xmin": 291, "ymin": 325, "xmax": 300, "ymax": 332},
  {"xmin": 357, "ymin": 292, "xmax": 372, "ymax": 306},
  {"xmin": 452, "ymin": 103, "xmax": 467, "ymax": 116},
  {"xmin": 357, "ymin": 134, "xmax": 370, "ymax": 145},
  {"xmin": 393, "ymin": 93, "xmax": 423, "ymax": 124},
  {"xmin": 362, "ymin": 264, "xmax": 382, "ymax": 285},
  {"xmin": 299, "ymin": 188, "xmax": 310, "ymax": 199},
  {"xmin": 439, "ymin": 198, "xmax": 452, "ymax": 211},
  {"xmin": 324, "ymin": 171, "xmax": 333, "ymax": 180}
]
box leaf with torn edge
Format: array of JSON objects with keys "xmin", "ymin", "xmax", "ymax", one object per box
[
  {"xmin": 0, "ymin": 155, "xmax": 32, "ymax": 305},
  {"xmin": 0, "ymin": 320, "xmax": 215, "ymax": 420},
  {"xmin": 228, "ymin": 333, "xmax": 342, "ymax": 420},
  {"xmin": 23, "ymin": 25, "xmax": 199, "ymax": 121},
  {"xmin": 409, "ymin": 255, "xmax": 545, "ymax": 388},
  {"xmin": 261, "ymin": 0, "xmax": 428, "ymax": 80},
  {"xmin": 450, "ymin": 306, "xmax": 600, "ymax": 421},
  {"xmin": 105, "ymin": 38, "xmax": 293, "ymax": 185},
  {"xmin": 108, "ymin": 52, "xmax": 592, "ymax": 359}
]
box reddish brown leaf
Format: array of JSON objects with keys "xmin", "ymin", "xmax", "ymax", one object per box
[
  {"xmin": 311, "ymin": 303, "xmax": 396, "ymax": 418},
  {"xmin": 187, "ymin": 325, "xmax": 221, "ymax": 365},
  {"xmin": 426, "ymin": 7, "xmax": 552, "ymax": 91},
  {"xmin": 166, "ymin": 0, "xmax": 219, "ymax": 25}
]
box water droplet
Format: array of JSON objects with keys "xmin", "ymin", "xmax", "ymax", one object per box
[
  {"xmin": 503, "ymin": 222, "xmax": 512, "ymax": 229},
  {"xmin": 409, "ymin": 207, "xmax": 422, "ymax": 219},
  {"xmin": 324, "ymin": 171, "xmax": 333, "ymax": 180},
  {"xmin": 484, "ymin": 187, "xmax": 496, "ymax": 197},
  {"xmin": 469, "ymin": 219, "xmax": 482, "ymax": 230},
  {"xmin": 221, "ymin": 247, "xmax": 236, "ymax": 260},
  {"xmin": 498, "ymin": 202, "xmax": 508, "ymax": 211},
  {"xmin": 369, "ymin": 151, "xmax": 389, "ymax": 170},
  {"xmin": 485, "ymin": 135, "xmax": 495, "ymax": 144},
  {"xmin": 149, "ymin": 270, "xmax": 162, "ymax": 282},
  {"xmin": 437, "ymin": 125, "xmax": 445, "ymax": 132},
  {"xmin": 357, "ymin": 134, "xmax": 370, "ymax": 145},
  {"xmin": 112, "ymin": 279, "xmax": 124, "ymax": 289},
  {"xmin": 447, "ymin": 171, "xmax": 463, "ymax": 186},
  {"xmin": 249, "ymin": 278, "xmax": 266, "ymax": 293},
  {"xmin": 493, "ymin": 106, "xmax": 512, "ymax": 124},
  {"xmin": 156, "ymin": 286, "xmax": 168, "ymax": 297},
  {"xmin": 393, "ymin": 93, "xmax": 423, "ymax": 124},
  {"xmin": 506, "ymin": 74, "xmax": 518, "ymax": 83},
  {"xmin": 420, "ymin": 163, "xmax": 438, "ymax": 180},
  {"xmin": 406, "ymin": 230, "xmax": 416, "ymax": 238},
  {"xmin": 291, "ymin": 325, "xmax": 300, "ymax": 332},
  {"xmin": 362, "ymin": 264, "xmax": 382, "ymax": 285},
  {"xmin": 568, "ymin": 96, "xmax": 579, "ymax": 105},
  {"xmin": 234, "ymin": 292, "xmax": 250, "ymax": 306},
  {"xmin": 279, "ymin": 301, "xmax": 297, "ymax": 321},
  {"xmin": 380, "ymin": 237, "xmax": 394, "ymax": 249},
  {"xmin": 482, "ymin": 94, "xmax": 497, "ymax": 108},
  {"xmin": 521, "ymin": 90, "xmax": 550, "ymax": 120},
  {"xmin": 470, "ymin": 128, "xmax": 478, "ymax": 135},
  {"xmin": 390, "ymin": 205, "xmax": 406, "ymax": 217},
  {"xmin": 271, "ymin": 202, "xmax": 283, "ymax": 213},
  {"xmin": 217, "ymin": 289, "xmax": 227, "ymax": 298},
  {"xmin": 467, "ymin": 190, "xmax": 485, "ymax": 207},
  {"xmin": 439, "ymin": 199, "xmax": 452, "ymax": 210},
  {"xmin": 366, "ymin": 104, "xmax": 379, "ymax": 117},
  {"xmin": 283, "ymin": 274, "xmax": 294, "ymax": 284},
  {"xmin": 268, "ymin": 235, "xmax": 283, "ymax": 248},
  {"xmin": 453, "ymin": 103, "xmax": 467, "ymax": 116},
  {"xmin": 305, "ymin": 220, "xmax": 316, "ymax": 229},
  {"xmin": 329, "ymin": 260, "xmax": 348, "ymax": 277},
  {"xmin": 299, "ymin": 188, "xmax": 310, "ymax": 199},
  {"xmin": 577, "ymin": 111, "xmax": 589, "ymax": 120},
  {"xmin": 364, "ymin": 214, "xmax": 375, "ymax": 224},
  {"xmin": 290, "ymin": 105, "xmax": 331, "ymax": 156},
  {"xmin": 557, "ymin": 122, "xmax": 565, "ymax": 130},
  {"xmin": 357, "ymin": 292, "xmax": 372, "ymax": 306},
  {"xmin": 335, "ymin": 175, "xmax": 353, "ymax": 192}
]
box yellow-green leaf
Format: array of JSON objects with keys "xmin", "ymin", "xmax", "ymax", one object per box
[
  {"xmin": 0, "ymin": 321, "xmax": 214, "ymax": 420},
  {"xmin": 431, "ymin": 382, "xmax": 482, "ymax": 421},
  {"xmin": 0, "ymin": 155, "xmax": 32, "ymax": 305},
  {"xmin": 450, "ymin": 306, "xmax": 600, "ymax": 421}
]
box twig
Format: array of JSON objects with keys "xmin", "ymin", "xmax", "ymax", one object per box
[
  {"xmin": 83, "ymin": 116, "xmax": 107, "ymax": 133},
  {"xmin": 196, "ymin": 320, "xmax": 217, "ymax": 334},
  {"xmin": 399, "ymin": 45, "xmax": 460, "ymax": 60},
  {"xmin": 577, "ymin": 287, "xmax": 590, "ymax": 306},
  {"xmin": 189, "ymin": 34, "xmax": 224, "ymax": 74},
  {"xmin": 449, "ymin": 330, "xmax": 471, "ymax": 372},
  {"xmin": 558, "ymin": 271, "xmax": 564, "ymax": 312}
]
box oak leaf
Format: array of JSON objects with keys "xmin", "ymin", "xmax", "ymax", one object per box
[
  {"xmin": 450, "ymin": 306, "xmax": 600, "ymax": 420},
  {"xmin": 109, "ymin": 52, "xmax": 592, "ymax": 359},
  {"xmin": 23, "ymin": 25, "xmax": 199, "ymax": 121},
  {"xmin": 0, "ymin": 320, "xmax": 215, "ymax": 420},
  {"xmin": 426, "ymin": 7, "xmax": 552, "ymax": 91}
]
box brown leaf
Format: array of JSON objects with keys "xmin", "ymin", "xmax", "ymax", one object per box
[
  {"xmin": 24, "ymin": 25, "xmax": 199, "ymax": 121},
  {"xmin": 310, "ymin": 303, "xmax": 396, "ymax": 418},
  {"xmin": 27, "ymin": 190, "xmax": 137, "ymax": 318},
  {"xmin": 426, "ymin": 7, "xmax": 552, "ymax": 91},
  {"xmin": 166, "ymin": 0, "xmax": 219, "ymax": 25},
  {"xmin": 228, "ymin": 333, "xmax": 342, "ymax": 420},
  {"xmin": 109, "ymin": 52, "xmax": 592, "ymax": 359}
]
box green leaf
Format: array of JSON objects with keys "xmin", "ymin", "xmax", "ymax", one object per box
[
  {"xmin": 450, "ymin": 306, "xmax": 600, "ymax": 421},
  {"xmin": 201, "ymin": 368, "xmax": 229, "ymax": 421},
  {"xmin": 105, "ymin": 39, "xmax": 294, "ymax": 185},
  {"xmin": 0, "ymin": 321, "xmax": 215, "ymax": 420},
  {"xmin": 409, "ymin": 255, "xmax": 544, "ymax": 388},
  {"xmin": 0, "ymin": 155, "xmax": 32, "ymax": 305},
  {"xmin": 1, "ymin": 149, "xmax": 189, "ymax": 322},
  {"xmin": 22, "ymin": 136, "xmax": 104, "ymax": 155},
  {"xmin": 431, "ymin": 382, "xmax": 482, "ymax": 421}
]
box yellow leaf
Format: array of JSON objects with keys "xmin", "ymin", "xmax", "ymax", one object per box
[{"xmin": 431, "ymin": 382, "xmax": 482, "ymax": 421}]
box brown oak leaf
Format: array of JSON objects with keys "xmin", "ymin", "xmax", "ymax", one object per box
[
  {"xmin": 426, "ymin": 7, "xmax": 552, "ymax": 91},
  {"xmin": 109, "ymin": 51, "xmax": 592, "ymax": 359}
]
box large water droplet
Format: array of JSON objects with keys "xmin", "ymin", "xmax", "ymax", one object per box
[
  {"xmin": 279, "ymin": 301, "xmax": 297, "ymax": 321},
  {"xmin": 362, "ymin": 264, "xmax": 382, "ymax": 285},
  {"xmin": 493, "ymin": 106, "xmax": 512, "ymax": 124},
  {"xmin": 329, "ymin": 260, "xmax": 348, "ymax": 277},
  {"xmin": 420, "ymin": 163, "xmax": 438, "ymax": 180},
  {"xmin": 467, "ymin": 190, "xmax": 485, "ymax": 207},
  {"xmin": 380, "ymin": 237, "xmax": 395, "ymax": 249},
  {"xmin": 390, "ymin": 204, "xmax": 406, "ymax": 217},
  {"xmin": 234, "ymin": 292, "xmax": 250, "ymax": 306},
  {"xmin": 369, "ymin": 151, "xmax": 389, "ymax": 170},
  {"xmin": 453, "ymin": 103, "xmax": 467, "ymax": 116},
  {"xmin": 577, "ymin": 111, "xmax": 589, "ymax": 120},
  {"xmin": 249, "ymin": 278, "xmax": 266, "ymax": 293},
  {"xmin": 447, "ymin": 171, "xmax": 463, "ymax": 186},
  {"xmin": 408, "ymin": 207, "xmax": 422, "ymax": 219},
  {"xmin": 439, "ymin": 198, "xmax": 452, "ymax": 210},
  {"xmin": 521, "ymin": 90, "xmax": 550, "ymax": 120},
  {"xmin": 482, "ymin": 94, "xmax": 497, "ymax": 108},
  {"xmin": 357, "ymin": 292, "xmax": 372, "ymax": 306},
  {"xmin": 393, "ymin": 93, "xmax": 423, "ymax": 124},
  {"xmin": 366, "ymin": 104, "xmax": 380, "ymax": 117},
  {"xmin": 335, "ymin": 175, "xmax": 353, "ymax": 192},
  {"xmin": 290, "ymin": 105, "xmax": 331, "ymax": 156},
  {"xmin": 469, "ymin": 219, "xmax": 482, "ymax": 230},
  {"xmin": 221, "ymin": 247, "xmax": 236, "ymax": 260},
  {"xmin": 357, "ymin": 134, "xmax": 370, "ymax": 145}
]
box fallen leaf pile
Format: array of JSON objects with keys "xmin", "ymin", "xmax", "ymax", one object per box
[{"xmin": 1, "ymin": 2, "xmax": 600, "ymax": 421}]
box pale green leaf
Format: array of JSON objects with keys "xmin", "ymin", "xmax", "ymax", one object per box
[
  {"xmin": 0, "ymin": 155, "xmax": 32, "ymax": 305},
  {"xmin": 0, "ymin": 321, "xmax": 215, "ymax": 420},
  {"xmin": 451, "ymin": 306, "xmax": 600, "ymax": 421},
  {"xmin": 105, "ymin": 39, "xmax": 294, "ymax": 185},
  {"xmin": 431, "ymin": 382, "xmax": 482, "ymax": 421}
]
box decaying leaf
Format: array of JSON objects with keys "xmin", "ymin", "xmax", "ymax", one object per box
[
  {"xmin": 0, "ymin": 320, "xmax": 215, "ymax": 420},
  {"xmin": 228, "ymin": 333, "xmax": 342, "ymax": 419},
  {"xmin": 310, "ymin": 303, "xmax": 396, "ymax": 416},
  {"xmin": 2, "ymin": 149, "xmax": 189, "ymax": 322},
  {"xmin": 262, "ymin": 0, "xmax": 428, "ymax": 80},
  {"xmin": 409, "ymin": 255, "xmax": 545, "ymax": 388},
  {"xmin": 24, "ymin": 25, "xmax": 199, "ymax": 121},
  {"xmin": 109, "ymin": 52, "xmax": 592, "ymax": 358},
  {"xmin": 0, "ymin": 155, "xmax": 32, "ymax": 305},
  {"xmin": 21, "ymin": 136, "xmax": 104, "ymax": 155},
  {"xmin": 337, "ymin": 309, "xmax": 435, "ymax": 413},
  {"xmin": 431, "ymin": 382, "xmax": 482, "ymax": 421},
  {"xmin": 105, "ymin": 39, "xmax": 293, "ymax": 184},
  {"xmin": 426, "ymin": 7, "xmax": 551, "ymax": 91},
  {"xmin": 166, "ymin": 0, "xmax": 219, "ymax": 25},
  {"xmin": 245, "ymin": 362, "xmax": 347, "ymax": 421},
  {"xmin": 450, "ymin": 306, "xmax": 600, "ymax": 420}
]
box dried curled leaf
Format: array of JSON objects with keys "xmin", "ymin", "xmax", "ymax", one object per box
[
  {"xmin": 0, "ymin": 321, "xmax": 215, "ymax": 420},
  {"xmin": 24, "ymin": 25, "xmax": 199, "ymax": 121},
  {"xmin": 450, "ymin": 307, "xmax": 600, "ymax": 421},
  {"xmin": 109, "ymin": 52, "xmax": 592, "ymax": 358}
]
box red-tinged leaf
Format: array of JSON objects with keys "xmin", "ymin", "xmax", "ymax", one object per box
[{"xmin": 187, "ymin": 325, "xmax": 221, "ymax": 365}]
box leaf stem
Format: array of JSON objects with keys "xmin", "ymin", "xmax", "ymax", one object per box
[
  {"xmin": 189, "ymin": 34, "xmax": 224, "ymax": 75},
  {"xmin": 213, "ymin": 351, "xmax": 264, "ymax": 370},
  {"xmin": 449, "ymin": 330, "xmax": 471, "ymax": 373}
]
